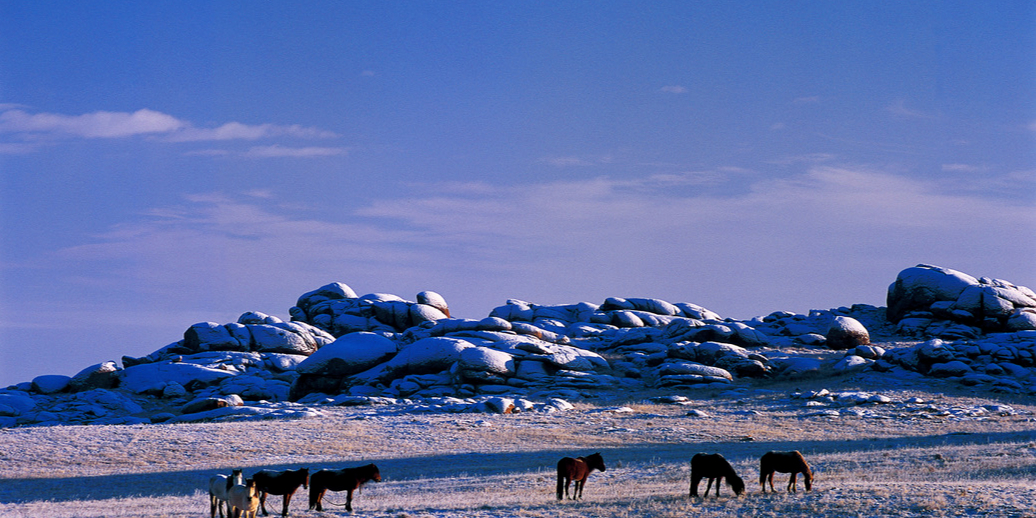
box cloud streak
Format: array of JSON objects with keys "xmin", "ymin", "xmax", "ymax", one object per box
[
  {"xmin": 0, "ymin": 106, "xmax": 337, "ymax": 145},
  {"xmin": 0, "ymin": 108, "xmax": 184, "ymax": 138},
  {"xmin": 43, "ymin": 165, "xmax": 1036, "ymax": 323}
]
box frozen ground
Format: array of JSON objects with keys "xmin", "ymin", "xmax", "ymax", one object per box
[{"xmin": 1, "ymin": 369, "xmax": 1034, "ymax": 518}]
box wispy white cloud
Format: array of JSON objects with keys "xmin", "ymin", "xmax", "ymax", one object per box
[
  {"xmin": 167, "ymin": 122, "xmax": 338, "ymax": 142},
  {"xmin": 885, "ymin": 99, "xmax": 936, "ymax": 119},
  {"xmin": 241, "ymin": 145, "xmax": 346, "ymax": 158},
  {"xmin": 660, "ymin": 85, "xmax": 688, "ymax": 94},
  {"xmin": 0, "ymin": 142, "xmax": 42, "ymax": 154},
  {"xmin": 32, "ymin": 163, "xmax": 1035, "ymax": 341},
  {"xmin": 0, "ymin": 106, "xmax": 338, "ymax": 146},
  {"xmin": 539, "ymin": 154, "xmax": 614, "ymax": 167},
  {"xmin": 0, "ymin": 108, "xmax": 185, "ymax": 138},
  {"xmin": 941, "ymin": 163, "xmax": 989, "ymax": 173}
]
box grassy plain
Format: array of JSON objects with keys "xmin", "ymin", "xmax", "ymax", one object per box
[{"xmin": 1, "ymin": 375, "xmax": 1034, "ymax": 518}]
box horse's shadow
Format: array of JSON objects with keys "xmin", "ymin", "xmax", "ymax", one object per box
[{"xmin": 2, "ymin": 428, "xmax": 1032, "ymax": 504}]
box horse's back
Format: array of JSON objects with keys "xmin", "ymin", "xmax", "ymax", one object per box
[
  {"xmin": 762, "ymin": 450, "xmax": 809, "ymax": 471},
  {"xmin": 210, "ymin": 475, "xmax": 230, "ymax": 498}
]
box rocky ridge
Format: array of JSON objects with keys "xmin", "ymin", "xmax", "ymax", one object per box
[{"xmin": 1, "ymin": 264, "xmax": 1034, "ymax": 428}]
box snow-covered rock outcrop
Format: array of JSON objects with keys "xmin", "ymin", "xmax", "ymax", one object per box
[
  {"xmin": 887, "ymin": 264, "xmax": 1036, "ymax": 337},
  {"xmin": 3, "ymin": 266, "xmax": 1035, "ymax": 428}
]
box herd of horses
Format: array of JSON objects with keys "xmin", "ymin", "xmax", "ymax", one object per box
[
  {"xmin": 207, "ymin": 450, "xmax": 810, "ymax": 517},
  {"xmin": 208, "ymin": 464, "xmax": 381, "ymax": 518}
]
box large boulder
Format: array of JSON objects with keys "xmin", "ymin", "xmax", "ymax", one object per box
[
  {"xmin": 120, "ymin": 362, "xmax": 236, "ymax": 394},
  {"xmin": 825, "ymin": 316, "xmax": 870, "ymax": 350},
  {"xmin": 887, "ymin": 265, "xmax": 1036, "ymax": 332},
  {"xmin": 351, "ymin": 337, "xmax": 473, "ymax": 384},
  {"xmin": 458, "ymin": 347, "xmax": 516, "ymax": 376},
  {"xmin": 296, "ymin": 332, "xmax": 397, "ymax": 377},
  {"xmin": 68, "ymin": 361, "xmax": 122, "ymax": 392},
  {"xmin": 183, "ymin": 322, "xmax": 249, "ymax": 352},
  {"xmin": 32, "ymin": 375, "xmax": 70, "ymax": 394}
]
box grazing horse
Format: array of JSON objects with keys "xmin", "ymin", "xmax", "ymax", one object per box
[
  {"xmin": 760, "ymin": 451, "xmax": 813, "ymax": 493},
  {"xmin": 689, "ymin": 453, "xmax": 745, "ymax": 498},
  {"xmin": 253, "ymin": 468, "xmax": 309, "ymax": 516},
  {"xmin": 556, "ymin": 452, "xmax": 607, "ymax": 501},
  {"xmin": 228, "ymin": 478, "xmax": 261, "ymax": 518},
  {"xmin": 210, "ymin": 469, "xmax": 245, "ymax": 518},
  {"xmin": 308, "ymin": 463, "xmax": 381, "ymax": 512}
]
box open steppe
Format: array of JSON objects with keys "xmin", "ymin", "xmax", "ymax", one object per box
[{"xmin": 2, "ymin": 372, "xmax": 1035, "ymax": 518}]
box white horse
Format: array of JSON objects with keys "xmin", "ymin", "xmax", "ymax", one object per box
[
  {"xmin": 228, "ymin": 478, "xmax": 260, "ymax": 518},
  {"xmin": 209, "ymin": 469, "xmax": 244, "ymax": 518}
]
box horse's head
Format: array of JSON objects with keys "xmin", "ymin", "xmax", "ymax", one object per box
[
  {"xmin": 368, "ymin": 463, "xmax": 382, "ymax": 482},
  {"xmin": 729, "ymin": 474, "xmax": 746, "ymax": 496},
  {"xmin": 587, "ymin": 452, "xmax": 606, "ymax": 472}
]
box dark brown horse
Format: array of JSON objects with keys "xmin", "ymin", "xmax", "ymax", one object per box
[
  {"xmin": 689, "ymin": 453, "xmax": 745, "ymax": 498},
  {"xmin": 308, "ymin": 463, "xmax": 381, "ymax": 512},
  {"xmin": 556, "ymin": 452, "xmax": 607, "ymax": 500},
  {"xmin": 253, "ymin": 468, "xmax": 309, "ymax": 516},
  {"xmin": 760, "ymin": 451, "xmax": 812, "ymax": 493}
]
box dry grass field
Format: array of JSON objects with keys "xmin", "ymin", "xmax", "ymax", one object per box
[{"xmin": 1, "ymin": 375, "xmax": 1035, "ymax": 518}]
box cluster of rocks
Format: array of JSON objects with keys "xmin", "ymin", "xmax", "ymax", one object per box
[
  {"xmin": 790, "ymin": 388, "xmax": 1025, "ymax": 421},
  {"xmin": 2, "ymin": 265, "xmax": 1034, "ymax": 428},
  {"xmin": 883, "ymin": 332, "xmax": 1036, "ymax": 394},
  {"xmin": 887, "ymin": 264, "xmax": 1036, "ymax": 338}
]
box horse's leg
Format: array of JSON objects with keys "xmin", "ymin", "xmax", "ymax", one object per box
[
  {"xmin": 282, "ymin": 489, "xmax": 293, "ymax": 517},
  {"xmin": 689, "ymin": 474, "xmax": 701, "ymax": 497},
  {"xmin": 346, "ymin": 489, "xmax": 354, "ymax": 512},
  {"xmin": 565, "ymin": 477, "xmax": 573, "ymax": 500},
  {"xmin": 788, "ymin": 473, "xmax": 797, "ymax": 492},
  {"xmin": 309, "ymin": 488, "xmax": 325, "ymax": 512},
  {"xmin": 704, "ymin": 477, "xmax": 714, "ymax": 497},
  {"xmin": 575, "ymin": 478, "xmax": 583, "ymax": 500}
]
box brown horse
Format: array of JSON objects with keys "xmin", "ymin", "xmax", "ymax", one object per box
[
  {"xmin": 760, "ymin": 451, "xmax": 812, "ymax": 493},
  {"xmin": 689, "ymin": 453, "xmax": 745, "ymax": 498},
  {"xmin": 253, "ymin": 468, "xmax": 309, "ymax": 516},
  {"xmin": 308, "ymin": 463, "xmax": 381, "ymax": 512},
  {"xmin": 556, "ymin": 452, "xmax": 607, "ymax": 500}
]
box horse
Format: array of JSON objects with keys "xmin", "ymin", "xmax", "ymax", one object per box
[
  {"xmin": 308, "ymin": 463, "xmax": 381, "ymax": 512},
  {"xmin": 760, "ymin": 451, "xmax": 813, "ymax": 493},
  {"xmin": 209, "ymin": 469, "xmax": 244, "ymax": 518},
  {"xmin": 253, "ymin": 468, "xmax": 309, "ymax": 516},
  {"xmin": 228, "ymin": 478, "xmax": 261, "ymax": 518},
  {"xmin": 556, "ymin": 452, "xmax": 607, "ymax": 501},
  {"xmin": 689, "ymin": 453, "xmax": 745, "ymax": 498}
]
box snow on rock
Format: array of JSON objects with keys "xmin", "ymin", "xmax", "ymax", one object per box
[
  {"xmin": 887, "ymin": 264, "xmax": 1036, "ymax": 334},
  {"xmin": 825, "ymin": 316, "xmax": 870, "ymax": 350},
  {"xmin": 297, "ymin": 332, "xmax": 397, "ymax": 377},
  {"xmin": 7, "ymin": 266, "xmax": 1036, "ymax": 429},
  {"xmin": 349, "ymin": 337, "xmax": 473, "ymax": 386},
  {"xmin": 68, "ymin": 361, "xmax": 122, "ymax": 392},
  {"xmin": 121, "ymin": 362, "xmax": 237, "ymax": 395}
]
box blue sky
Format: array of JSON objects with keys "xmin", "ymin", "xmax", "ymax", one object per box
[{"xmin": 1, "ymin": 2, "xmax": 1033, "ymax": 387}]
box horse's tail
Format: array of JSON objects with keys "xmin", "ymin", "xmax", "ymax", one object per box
[{"xmin": 556, "ymin": 472, "xmax": 564, "ymax": 500}]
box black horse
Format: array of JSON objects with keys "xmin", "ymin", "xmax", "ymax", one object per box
[
  {"xmin": 689, "ymin": 453, "xmax": 745, "ymax": 498},
  {"xmin": 308, "ymin": 464, "xmax": 381, "ymax": 512},
  {"xmin": 252, "ymin": 468, "xmax": 309, "ymax": 516}
]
